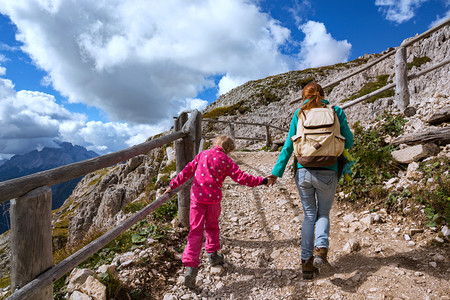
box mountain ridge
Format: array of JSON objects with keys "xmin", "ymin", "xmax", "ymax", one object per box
[{"xmin": 0, "ymin": 142, "xmax": 98, "ymax": 235}]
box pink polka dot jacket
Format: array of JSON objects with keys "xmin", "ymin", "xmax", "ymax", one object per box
[{"xmin": 169, "ymin": 146, "xmax": 264, "ymax": 204}]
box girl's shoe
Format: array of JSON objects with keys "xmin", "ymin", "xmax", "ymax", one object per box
[
  {"xmin": 301, "ymin": 257, "xmax": 318, "ymax": 279},
  {"xmin": 313, "ymin": 247, "xmax": 333, "ymax": 273},
  {"xmin": 208, "ymin": 251, "xmax": 224, "ymax": 266},
  {"xmin": 184, "ymin": 267, "xmax": 198, "ymax": 288}
]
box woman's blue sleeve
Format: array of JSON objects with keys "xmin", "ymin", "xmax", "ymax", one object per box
[{"xmin": 271, "ymin": 109, "xmax": 299, "ymax": 178}]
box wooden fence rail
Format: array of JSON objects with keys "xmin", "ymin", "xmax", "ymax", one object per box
[
  {"xmin": 340, "ymin": 57, "xmax": 450, "ymax": 110},
  {"xmin": 202, "ymin": 118, "xmax": 289, "ymax": 149},
  {"xmin": 0, "ymin": 131, "xmax": 186, "ymax": 204},
  {"xmin": 6, "ymin": 182, "xmax": 192, "ymax": 300},
  {"xmin": 4, "ymin": 110, "xmax": 203, "ymax": 300},
  {"xmin": 289, "ymin": 18, "xmax": 450, "ymax": 106}
]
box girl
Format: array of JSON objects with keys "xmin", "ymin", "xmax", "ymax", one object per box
[
  {"xmin": 164, "ymin": 135, "xmax": 271, "ymax": 288},
  {"xmin": 267, "ymin": 82, "xmax": 353, "ymax": 279}
]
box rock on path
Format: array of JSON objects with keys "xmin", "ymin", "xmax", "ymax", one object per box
[{"xmin": 163, "ymin": 151, "xmax": 449, "ymax": 300}]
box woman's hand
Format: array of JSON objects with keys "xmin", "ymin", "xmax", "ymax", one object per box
[
  {"xmin": 163, "ymin": 186, "xmax": 172, "ymax": 195},
  {"xmin": 265, "ymin": 174, "xmax": 278, "ymax": 186}
]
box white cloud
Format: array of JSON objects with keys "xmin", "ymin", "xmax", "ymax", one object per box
[
  {"xmin": 0, "ymin": 80, "xmax": 169, "ymax": 159},
  {"xmin": 184, "ymin": 98, "xmax": 209, "ymax": 112},
  {"xmin": 429, "ymin": 10, "xmax": 450, "ymax": 28},
  {"xmin": 375, "ymin": 0, "xmax": 427, "ymax": 23},
  {"xmin": 218, "ymin": 74, "xmax": 250, "ymax": 96},
  {"xmin": 0, "ymin": 0, "xmax": 294, "ymax": 124},
  {"xmin": 297, "ymin": 21, "xmax": 351, "ymax": 69},
  {"xmin": 0, "ymin": 1, "xmax": 357, "ymax": 159}
]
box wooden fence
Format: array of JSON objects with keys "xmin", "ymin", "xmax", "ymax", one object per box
[
  {"xmin": 202, "ymin": 118, "xmax": 288, "ymax": 149},
  {"xmin": 2, "ymin": 110, "xmax": 203, "ymax": 300},
  {"xmin": 1, "ymin": 18, "xmax": 449, "ymax": 300},
  {"xmin": 289, "ymin": 18, "xmax": 450, "ymax": 112}
]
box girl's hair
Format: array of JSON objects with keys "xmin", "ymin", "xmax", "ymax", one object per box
[
  {"xmin": 300, "ymin": 82, "xmax": 325, "ymax": 112},
  {"xmin": 213, "ymin": 135, "xmax": 236, "ymax": 154}
]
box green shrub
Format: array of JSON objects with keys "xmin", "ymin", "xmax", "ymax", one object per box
[
  {"xmin": 412, "ymin": 158, "xmax": 450, "ymax": 226},
  {"xmin": 341, "ymin": 74, "xmax": 395, "ymax": 103},
  {"xmin": 338, "ymin": 113, "xmax": 405, "ymax": 204},
  {"xmin": 151, "ymin": 196, "xmax": 178, "ymax": 222}
]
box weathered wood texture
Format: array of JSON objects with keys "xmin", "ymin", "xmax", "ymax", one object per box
[
  {"xmin": 202, "ymin": 118, "xmax": 288, "ymax": 132},
  {"xmin": 228, "ymin": 123, "xmax": 235, "ymax": 140},
  {"xmin": 340, "ymin": 57, "xmax": 450, "ymax": 110},
  {"xmin": 428, "ymin": 106, "xmax": 450, "ymax": 125},
  {"xmin": 6, "ymin": 185, "xmax": 187, "ymax": 300},
  {"xmin": 265, "ymin": 125, "xmax": 270, "ymax": 149},
  {"xmin": 395, "ymin": 47, "xmax": 410, "ymax": 111},
  {"xmin": 391, "ymin": 127, "xmax": 450, "ymax": 146},
  {"xmin": 0, "ymin": 130, "xmax": 186, "ymax": 204},
  {"xmin": 11, "ymin": 186, "xmax": 52, "ymax": 300},
  {"xmin": 175, "ymin": 112, "xmax": 191, "ymax": 228},
  {"xmin": 174, "ymin": 110, "xmax": 201, "ymax": 227}
]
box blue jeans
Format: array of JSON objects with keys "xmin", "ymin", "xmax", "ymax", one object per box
[{"xmin": 295, "ymin": 168, "xmax": 338, "ymax": 261}]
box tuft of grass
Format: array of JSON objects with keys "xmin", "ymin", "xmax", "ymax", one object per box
[
  {"xmin": 256, "ymin": 90, "xmax": 281, "ymax": 105},
  {"xmin": 122, "ymin": 199, "xmax": 150, "ymax": 214},
  {"xmin": 151, "ymin": 195, "xmax": 178, "ymax": 222},
  {"xmin": 203, "ymin": 100, "xmax": 249, "ymax": 119},
  {"xmin": 97, "ymin": 270, "xmax": 128, "ymax": 299},
  {"xmin": 408, "ymin": 56, "xmax": 432, "ymax": 70},
  {"xmin": 295, "ymin": 76, "xmax": 315, "ymax": 89},
  {"xmin": 0, "ymin": 276, "xmax": 10, "ymax": 289},
  {"xmin": 341, "ymin": 74, "xmax": 395, "ymax": 104},
  {"xmin": 161, "ymin": 160, "xmax": 176, "ymax": 174}
]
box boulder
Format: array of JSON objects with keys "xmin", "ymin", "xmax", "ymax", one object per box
[
  {"xmin": 391, "ymin": 143, "xmax": 440, "ymax": 163},
  {"xmin": 67, "ymin": 268, "xmax": 95, "ymax": 293},
  {"xmin": 80, "ymin": 275, "xmax": 107, "ymax": 300}
]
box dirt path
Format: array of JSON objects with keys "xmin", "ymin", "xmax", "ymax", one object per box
[{"xmin": 162, "ymin": 151, "xmax": 449, "ymax": 300}]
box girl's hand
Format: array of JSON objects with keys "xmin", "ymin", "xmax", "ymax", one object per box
[{"xmin": 163, "ymin": 187, "xmax": 172, "ymax": 195}]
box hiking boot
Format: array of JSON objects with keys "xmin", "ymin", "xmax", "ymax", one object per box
[
  {"xmin": 207, "ymin": 251, "xmax": 224, "ymax": 266},
  {"xmin": 184, "ymin": 267, "xmax": 198, "ymax": 288},
  {"xmin": 313, "ymin": 247, "xmax": 333, "ymax": 273},
  {"xmin": 302, "ymin": 257, "xmax": 318, "ymax": 279}
]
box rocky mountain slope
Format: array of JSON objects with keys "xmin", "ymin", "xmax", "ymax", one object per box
[
  {"xmin": 0, "ymin": 142, "xmax": 98, "ymax": 234},
  {"xmin": 0, "ymin": 24, "xmax": 449, "ymax": 300}
]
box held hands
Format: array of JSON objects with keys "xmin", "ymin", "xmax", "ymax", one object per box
[{"xmin": 264, "ymin": 174, "xmax": 278, "ymax": 186}]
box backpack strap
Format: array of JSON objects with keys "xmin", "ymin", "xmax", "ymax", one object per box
[{"xmin": 291, "ymin": 108, "xmax": 305, "ymax": 142}]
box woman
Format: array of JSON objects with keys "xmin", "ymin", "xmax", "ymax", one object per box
[{"xmin": 267, "ymin": 82, "xmax": 353, "ymax": 279}]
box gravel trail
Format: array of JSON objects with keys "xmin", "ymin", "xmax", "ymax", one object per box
[{"xmin": 163, "ymin": 151, "xmax": 449, "ymax": 300}]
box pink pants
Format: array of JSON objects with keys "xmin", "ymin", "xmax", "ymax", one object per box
[{"xmin": 182, "ymin": 201, "xmax": 221, "ymax": 268}]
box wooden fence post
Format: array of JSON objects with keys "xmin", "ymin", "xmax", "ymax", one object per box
[
  {"xmin": 174, "ymin": 111, "xmax": 201, "ymax": 227},
  {"xmin": 193, "ymin": 111, "xmax": 203, "ymax": 154},
  {"xmin": 229, "ymin": 123, "xmax": 235, "ymax": 140},
  {"xmin": 10, "ymin": 186, "xmax": 52, "ymax": 300},
  {"xmin": 265, "ymin": 125, "xmax": 270, "ymax": 150},
  {"xmin": 395, "ymin": 47, "xmax": 410, "ymax": 112}
]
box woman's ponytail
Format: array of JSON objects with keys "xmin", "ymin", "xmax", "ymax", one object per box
[{"xmin": 300, "ymin": 82, "xmax": 325, "ymax": 112}]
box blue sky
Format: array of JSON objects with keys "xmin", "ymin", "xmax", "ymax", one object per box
[{"xmin": 0, "ymin": 0, "xmax": 448, "ymax": 160}]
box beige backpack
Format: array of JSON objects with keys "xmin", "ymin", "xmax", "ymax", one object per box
[{"xmin": 290, "ymin": 105, "xmax": 346, "ymax": 167}]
